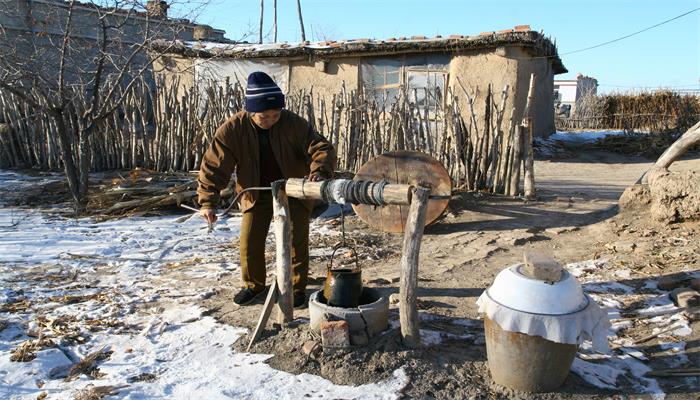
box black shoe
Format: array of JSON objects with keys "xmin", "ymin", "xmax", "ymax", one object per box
[
  {"xmin": 234, "ymin": 287, "xmax": 265, "ymax": 305},
  {"xmin": 293, "ymin": 292, "xmax": 307, "ymax": 309}
]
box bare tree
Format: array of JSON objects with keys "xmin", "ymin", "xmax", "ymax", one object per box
[
  {"xmin": 0, "ymin": 0, "xmax": 197, "ymax": 209},
  {"xmin": 259, "ymin": 0, "xmax": 264, "ymax": 44},
  {"xmin": 296, "ymin": 0, "xmax": 306, "ymax": 42},
  {"xmin": 310, "ymin": 23, "xmax": 337, "ymax": 42},
  {"xmin": 273, "ymin": 0, "xmax": 277, "ymax": 43}
]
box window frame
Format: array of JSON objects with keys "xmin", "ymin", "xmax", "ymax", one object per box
[{"xmin": 360, "ymin": 54, "xmax": 449, "ymax": 116}]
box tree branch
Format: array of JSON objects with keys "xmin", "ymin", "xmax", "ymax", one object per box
[{"xmin": 58, "ymin": 0, "xmax": 77, "ymax": 103}]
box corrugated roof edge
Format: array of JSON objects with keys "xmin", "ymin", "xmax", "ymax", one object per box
[{"xmin": 151, "ymin": 30, "xmax": 567, "ymax": 74}]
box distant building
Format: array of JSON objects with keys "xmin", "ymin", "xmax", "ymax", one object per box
[
  {"xmin": 553, "ymin": 73, "xmax": 598, "ymax": 116},
  {"xmin": 154, "ymin": 26, "xmax": 567, "ymax": 137},
  {"xmin": 0, "ymin": 0, "xmax": 230, "ymax": 85}
]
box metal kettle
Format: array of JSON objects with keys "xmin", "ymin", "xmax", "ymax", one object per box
[{"xmin": 323, "ymin": 244, "xmax": 363, "ymax": 308}]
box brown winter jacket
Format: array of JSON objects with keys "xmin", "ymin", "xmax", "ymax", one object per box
[{"xmin": 197, "ymin": 110, "xmax": 336, "ymax": 212}]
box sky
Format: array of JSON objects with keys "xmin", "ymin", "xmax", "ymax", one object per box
[{"xmin": 175, "ymin": 0, "xmax": 700, "ymax": 93}]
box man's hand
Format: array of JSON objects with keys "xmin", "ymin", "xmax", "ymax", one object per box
[
  {"xmin": 307, "ymin": 173, "xmax": 326, "ymax": 182},
  {"xmin": 200, "ymin": 208, "xmax": 218, "ymax": 224}
]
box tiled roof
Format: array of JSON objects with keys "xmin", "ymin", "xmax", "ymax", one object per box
[{"xmin": 153, "ymin": 25, "xmax": 566, "ymax": 74}]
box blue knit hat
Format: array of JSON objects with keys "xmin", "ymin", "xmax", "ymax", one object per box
[{"xmin": 245, "ymin": 71, "xmax": 285, "ymax": 112}]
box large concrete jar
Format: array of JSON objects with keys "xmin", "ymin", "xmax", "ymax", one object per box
[{"xmin": 484, "ymin": 316, "xmax": 578, "ymax": 392}]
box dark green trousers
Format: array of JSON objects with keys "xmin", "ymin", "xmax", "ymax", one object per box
[{"xmin": 239, "ymin": 191, "xmax": 311, "ymax": 295}]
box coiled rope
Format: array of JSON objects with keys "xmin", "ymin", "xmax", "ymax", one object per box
[{"xmin": 319, "ymin": 179, "xmax": 389, "ymax": 206}]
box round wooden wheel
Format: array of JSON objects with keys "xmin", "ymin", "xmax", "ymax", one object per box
[{"xmin": 352, "ymin": 151, "xmax": 451, "ymax": 233}]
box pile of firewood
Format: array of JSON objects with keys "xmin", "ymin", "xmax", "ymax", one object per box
[
  {"xmin": 87, "ymin": 170, "xmax": 234, "ymax": 218},
  {"xmin": 588, "ymin": 131, "xmax": 691, "ymax": 159}
]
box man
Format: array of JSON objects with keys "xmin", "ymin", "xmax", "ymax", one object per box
[{"xmin": 197, "ymin": 71, "xmax": 335, "ymax": 307}]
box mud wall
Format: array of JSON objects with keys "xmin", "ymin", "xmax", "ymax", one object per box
[
  {"xmin": 288, "ymin": 58, "xmax": 360, "ymax": 98},
  {"xmin": 152, "ymin": 55, "xmax": 195, "ymax": 97},
  {"xmin": 448, "ymin": 48, "xmax": 519, "ymax": 132},
  {"xmin": 511, "ymin": 47, "xmax": 556, "ymax": 137},
  {"xmin": 619, "ymin": 169, "xmax": 700, "ymax": 223},
  {"xmin": 448, "ymin": 46, "xmax": 555, "ymax": 138}
]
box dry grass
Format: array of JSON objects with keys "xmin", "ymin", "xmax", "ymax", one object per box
[
  {"xmin": 72, "ymin": 384, "xmax": 128, "ymax": 400},
  {"xmin": 10, "ymin": 337, "xmax": 55, "ymax": 362},
  {"xmin": 600, "ymin": 90, "xmax": 700, "ymax": 132},
  {"xmin": 0, "ymin": 298, "xmax": 31, "ymax": 313},
  {"xmin": 127, "ymin": 372, "xmax": 157, "ymax": 383},
  {"xmin": 48, "ymin": 293, "xmax": 111, "ymax": 305},
  {"xmin": 65, "ymin": 347, "xmax": 113, "ymax": 382},
  {"xmin": 559, "ymin": 90, "xmax": 700, "ymax": 132},
  {"xmin": 587, "ymin": 131, "xmax": 694, "ymax": 158},
  {"xmin": 36, "ymin": 315, "xmax": 78, "ymax": 336}
]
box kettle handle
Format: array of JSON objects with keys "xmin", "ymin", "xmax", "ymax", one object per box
[{"xmin": 328, "ymin": 243, "xmax": 360, "ymax": 272}]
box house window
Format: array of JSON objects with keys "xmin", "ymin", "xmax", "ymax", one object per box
[
  {"xmin": 361, "ymin": 59, "xmax": 402, "ymax": 109},
  {"xmin": 360, "ymin": 55, "xmax": 449, "ymax": 111},
  {"xmin": 406, "ymin": 68, "xmax": 446, "ymax": 112}
]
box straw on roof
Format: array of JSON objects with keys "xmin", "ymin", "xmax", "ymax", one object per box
[{"xmin": 152, "ymin": 26, "xmax": 567, "ymax": 74}]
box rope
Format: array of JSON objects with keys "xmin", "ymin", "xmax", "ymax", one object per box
[
  {"xmin": 320, "ymin": 180, "xmax": 332, "ymax": 204},
  {"xmin": 182, "ymin": 186, "xmax": 273, "ymax": 234},
  {"xmin": 329, "ymin": 193, "xmax": 360, "ymax": 273},
  {"xmin": 373, "ymin": 179, "xmax": 388, "ymax": 205},
  {"xmin": 320, "ymin": 179, "xmax": 389, "ymax": 206},
  {"xmin": 219, "ymin": 186, "xmax": 272, "ymax": 217}
]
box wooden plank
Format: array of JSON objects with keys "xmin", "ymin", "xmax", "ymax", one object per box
[
  {"xmin": 399, "ymin": 186, "xmax": 431, "ymax": 348},
  {"xmin": 271, "ymin": 180, "xmax": 293, "ymax": 324},
  {"xmin": 353, "ymin": 151, "xmax": 451, "ymax": 233},
  {"xmin": 633, "ymin": 323, "xmax": 685, "ymax": 344},
  {"xmin": 246, "ymin": 280, "xmax": 278, "ymax": 351}
]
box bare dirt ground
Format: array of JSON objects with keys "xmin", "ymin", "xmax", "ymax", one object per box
[{"xmin": 204, "ymin": 146, "xmax": 700, "ymax": 399}]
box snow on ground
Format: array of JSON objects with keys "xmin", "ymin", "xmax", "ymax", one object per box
[
  {"xmin": 549, "ymin": 130, "xmax": 627, "ymax": 144},
  {"xmin": 566, "ymin": 259, "xmax": 694, "ymax": 399},
  {"xmin": 535, "ymin": 130, "xmax": 628, "ymax": 158},
  {"xmin": 2, "ymin": 170, "xmax": 694, "ymax": 399},
  {"xmin": 0, "ymin": 171, "xmax": 407, "ymax": 399}
]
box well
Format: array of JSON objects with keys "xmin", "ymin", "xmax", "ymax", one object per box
[{"xmin": 309, "ymin": 288, "xmax": 389, "ymax": 345}]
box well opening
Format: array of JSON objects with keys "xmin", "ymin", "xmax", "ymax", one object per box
[{"xmin": 308, "ymin": 288, "xmax": 390, "ymax": 347}]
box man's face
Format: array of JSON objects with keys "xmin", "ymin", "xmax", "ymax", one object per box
[{"xmin": 251, "ymin": 109, "xmax": 282, "ymax": 129}]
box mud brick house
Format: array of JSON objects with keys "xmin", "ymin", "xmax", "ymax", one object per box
[{"xmin": 153, "ymin": 25, "xmax": 566, "ymax": 137}]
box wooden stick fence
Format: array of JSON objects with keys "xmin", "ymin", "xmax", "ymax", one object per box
[
  {"xmin": 0, "ymin": 79, "xmax": 531, "ymax": 196},
  {"xmin": 555, "ymin": 113, "xmax": 700, "ymax": 132},
  {"xmin": 556, "ymin": 90, "xmax": 700, "ymax": 132}
]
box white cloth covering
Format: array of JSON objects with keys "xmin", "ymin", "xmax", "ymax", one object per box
[
  {"xmin": 477, "ymin": 291, "xmax": 611, "ymax": 353},
  {"xmin": 195, "ymin": 59, "xmax": 290, "ymax": 92}
]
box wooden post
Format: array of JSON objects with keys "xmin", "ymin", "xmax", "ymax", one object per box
[
  {"xmin": 271, "ymin": 180, "xmax": 293, "ymax": 324},
  {"xmin": 399, "ymin": 186, "xmax": 431, "ymax": 348},
  {"xmin": 509, "ymin": 125, "xmax": 523, "ymax": 196},
  {"xmin": 522, "ymin": 124, "xmax": 536, "ymax": 200},
  {"xmin": 521, "ymin": 73, "xmax": 537, "ymax": 200}
]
